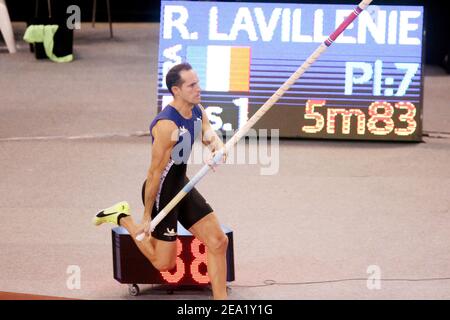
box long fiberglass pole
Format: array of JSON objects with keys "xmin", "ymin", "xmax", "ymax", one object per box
[{"xmin": 136, "ymin": 0, "xmax": 374, "ymax": 241}]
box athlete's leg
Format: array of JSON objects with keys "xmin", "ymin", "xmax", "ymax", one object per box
[
  {"xmin": 189, "ymin": 213, "xmax": 228, "ymax": 300},
  {"xmin": 119, "ymin": 215, "xmax": 177, "ymax": 271}
]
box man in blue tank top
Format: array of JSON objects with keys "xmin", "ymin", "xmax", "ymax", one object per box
[{"xmin": 94, "ymin": 63, "xmax": 229, "ymax": 299}]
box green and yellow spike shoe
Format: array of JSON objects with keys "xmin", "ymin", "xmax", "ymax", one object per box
[{"xmin": 93, "ymin": 201, "xmax": 130, "ymax": 226}]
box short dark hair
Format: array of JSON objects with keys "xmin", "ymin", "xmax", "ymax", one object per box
[{"xmin": 165, "ymin": 62, "xmax": 193, "ymax": 96}]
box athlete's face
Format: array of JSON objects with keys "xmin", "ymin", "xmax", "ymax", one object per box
[{"xmin": 174, "ymin": 69, "xmax": 201, "ymax": 105}]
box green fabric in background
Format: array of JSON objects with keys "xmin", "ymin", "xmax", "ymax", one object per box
[{"xmin": 23, "ymin": 25, "xmax": 73, "ymax": 63}]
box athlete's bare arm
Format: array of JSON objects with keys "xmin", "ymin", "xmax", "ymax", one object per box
[
  {"xmin": 198, "ymin": 105, "xmax": 225, "ymax": 154},
  {"xmin": 143, "ymin": 120, "xmax": 178, "ymax": 228}
]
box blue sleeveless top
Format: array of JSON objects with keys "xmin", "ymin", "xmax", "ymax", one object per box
[{"xmin": 149, "ymin": 105, "xmax": 203, "ymax": 164}]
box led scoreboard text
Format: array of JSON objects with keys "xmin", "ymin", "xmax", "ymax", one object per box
[
  {"xmin": 158, "ymin": 1, "xmax": 424, "ymax": 141},
  {"xmin": 112, "ymin": 226, "xmax": 235, "ymax": 286},
  {"xmin": 160, "ymin": 238, "xmax": 209, "ymax": 284}
]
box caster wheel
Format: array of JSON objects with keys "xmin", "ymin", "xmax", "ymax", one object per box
[{"xmin": 128, "ymin": 284, "xmax": 140, "ymax": 296}]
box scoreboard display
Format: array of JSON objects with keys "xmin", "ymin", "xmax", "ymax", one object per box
[{"xmin": 157, "ymin": 1, "xmax": 424, "ymax": 141}]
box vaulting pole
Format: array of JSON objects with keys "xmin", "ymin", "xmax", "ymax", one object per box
[{"xmin": 137, "ymin": 0, "xmax": 374, "ymax": 241}]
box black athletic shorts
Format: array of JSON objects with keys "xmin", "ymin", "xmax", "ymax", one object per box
[{"xmin": 141, "ymin": 161, "xmax": 213, "ymax": 242}]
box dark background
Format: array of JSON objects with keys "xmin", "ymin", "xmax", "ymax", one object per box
[{"xmin": 6, "ymin": 0, "xmax": 450, "ymax": 68}]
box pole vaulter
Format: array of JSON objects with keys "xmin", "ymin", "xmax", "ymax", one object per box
[{"xmin": 136, "ymin": 0, "xmax": 375, "ymax": 241}]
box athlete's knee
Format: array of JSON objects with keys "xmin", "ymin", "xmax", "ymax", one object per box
[
  {"xmin": 151, "ymin": 257, "xmax": 176, "ymax": 272},
  {"xmin": 148, "ymin": 250, "xmax": 176, "ymax": 271},
  {"xmin": 206, "ymin": 233, "xmax": 228, "ymax": 255}
]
